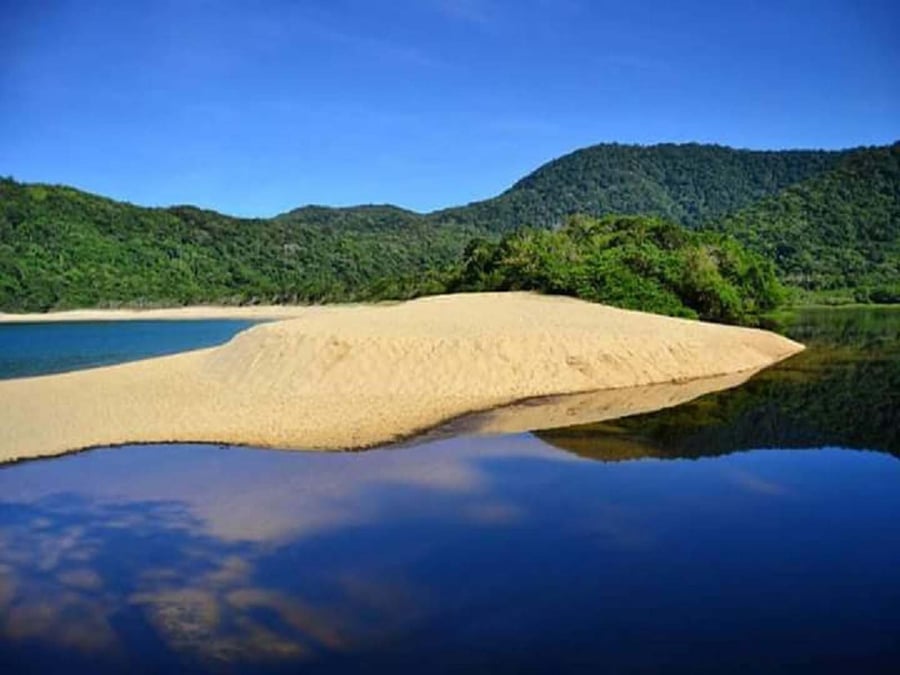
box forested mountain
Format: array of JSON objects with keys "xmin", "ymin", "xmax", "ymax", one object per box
[
  {"xmin": 712, "ymin": 142, "xmax": 900, "ymax": 299},
  {"xmin": 0, "ymin": 181, "xmax": 475, "ymax": 311},
  {"xmin": 275, "ymin": 203, "xmax": 424, "ymax": 232},
  {"xmin": 1, "ymin": 141, "xmax": 897, "ymax": 316},
  {"xmin": 436, "ymin": 143, "xmax": 845, "ymax": 230}
]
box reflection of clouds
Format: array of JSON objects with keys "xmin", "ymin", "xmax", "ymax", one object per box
[
  {"xmin": 0, "ymin": 438, "xmax": 889, "ymax": 671},
  {"xmin": 58, "ymin": 567, "xmax": 103, "ymax": 591},
  {"xmin": 205, "ymin": 555, "xmax": 252, "ymax": 586},
  {"xmin": 334, "ymin": 573, "xmax": 424, "ymax": 629},
  {"xmin": 131, "ymin": 588, "xmax": 245, "ymax": 662},
  {"xmin": 568, "ymin": 503, "xmax": 657, "ymax": 551},
  {"xmin": 726, "ymin": 469, "xmax": 788, "ymax": 496},
  {"xmin": 0, "ymin": 490, "xmax": 434, "ymax": 666},
  {"xmin": 3, "ymin": 592, "xmax": 117, "ymax": 653},
  {"xmin": 0, "ymin": 564, "xmax": 15, "ymax": 607},
  {"xmin": 0, "ymin": 434, "xmax": 656, "ymax": 667},
  {"xmin": 128, "ymin": 554, "xmax": 427, "ymax": 665},
  {"xmin": 0, "ymin": 496, "xmax": 196, "ymax": 656},
  {"xmin": 0, "ymin": 436, "xmax": 556, "ymax": 543},
  {"xmin": 463, "ymin": 501, "xmax": 523, "ymax": 525},
  {"xmin": 0, "ymin": 558, "xmax": 118, "ymax": 654},
  {"xmin": 226, "ymin": 588, "xmax": 342, "ymax": 648},
  {"xmin": 35, "ymin": 525, "xmax": 89, "ymax": 571},
  {"xmin": 129, "ymin": 553, "xmax": 344, "ymax": 663}
]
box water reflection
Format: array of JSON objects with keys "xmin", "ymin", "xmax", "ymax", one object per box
[
  {"xmin": 0, "ymin": 438, "xmax": 552, "ymax": 671},
  {"xmin": 2, "ymin": 439, "xmax": 900, "ymax": 673},
  {"xmin": 2, "ymin": 308, "xmax": 899, "ymax": 672},
  {"xmin": 538, "ymin": 307, "xmax": 900, "ymax": 461},
  {"xmin": 0, "ymin": 472, "xmax": 426, "ymax": 670}
]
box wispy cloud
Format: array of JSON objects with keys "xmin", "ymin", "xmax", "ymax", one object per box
[
  {"xmin": 433, "ymin": 0, "xmax": 496, "ymax": 25},
  {"xmin": 247, "ymin": 7, "xmax": 443, "ymax": 69},
  {"xmin": 307, "ymin": 21, "xmax": 442, "ymax": 69}
]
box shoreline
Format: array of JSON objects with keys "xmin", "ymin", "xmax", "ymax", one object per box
[
  {"xmin": 391, "ymin": 366, "xmax": 768, "ymax": 450},
  {"xmin": 0, "ymin": 367, "xmax": 771, "ymax": 468},
  {"xmin": 0, "ymin": 305, "xmax": 324, "ymax": 323},
  {"xmin": 0, "ymin": 292, "xmax": 804, "ymax": 464},
  {"xmin": 2, "ymin": 300, "xmax": 893, "ymax": 326}
]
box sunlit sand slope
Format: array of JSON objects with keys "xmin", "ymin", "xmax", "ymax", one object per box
[{"xmin": 0, "ymin": 292, "xmax": 803, "ymax": 463}]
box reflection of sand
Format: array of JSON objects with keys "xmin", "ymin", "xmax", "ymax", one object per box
[
  {"xmin": 0, "ymin": 292, "xmax": 803, "ymax": 463},
  {"xmin": 429, "ymin": 369, "xmax": 761, "ymax": 439}
]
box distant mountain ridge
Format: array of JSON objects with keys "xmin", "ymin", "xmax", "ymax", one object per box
[
  {"xmin": 1, "ymin": 141, "xmax": 897, "ymax": 313},
  {"xmin": 435, "ymin": 143, "xmax": 846, "ymax": 230}
]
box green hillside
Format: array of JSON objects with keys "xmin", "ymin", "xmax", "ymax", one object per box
[
  {"xmin": 436, "ymin": 143, "xmax": 844, "ymax": 230},
  {"xmin": 0, "ymin": 180, "xmax": 475, "ymax": 311},
  {"xmin": 711, "ymin": 143, "xmax": 900, "ymax": 300},
  {"xmin": 1, "ymin": 141, "xmax": 897, "ymax": 316}
]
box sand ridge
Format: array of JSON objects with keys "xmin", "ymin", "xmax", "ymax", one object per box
[{"xmin": 0, "ymin": 292, "xmax": 804, "ymax": 463}]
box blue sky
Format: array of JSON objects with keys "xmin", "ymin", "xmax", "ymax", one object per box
[{"xmin": 2, "ymin": 0, "xmax": 898, "ymax": 216}]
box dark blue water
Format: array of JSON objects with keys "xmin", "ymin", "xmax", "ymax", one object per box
[
  {"xmin": 1, "ymin": 442, "xmax": 897, "ymax": 674},
  {"xmin": 0, "ymin": 308, "xmax": 898, "ymax": 673},
  {"xmin": 0, "ymin": 320, "xmax": 258, "ymax": 379}
]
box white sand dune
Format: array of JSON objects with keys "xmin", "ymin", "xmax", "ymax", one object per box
[{"xmin": 0, "ymin": 292, "xmax": 803, "ymax": 463}]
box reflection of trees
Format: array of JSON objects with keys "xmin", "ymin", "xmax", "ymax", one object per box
[{"xmin": 538, "ymin": 309, "xmax": 900, "ymax": 461}]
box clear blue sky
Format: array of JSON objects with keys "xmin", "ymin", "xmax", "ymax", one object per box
[{"xmin": 2, "ymin": 0, "xmax": 898, "ymax": 216}]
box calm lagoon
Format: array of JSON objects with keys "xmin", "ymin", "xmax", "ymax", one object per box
[
  {"xmin": 0, "ymin": 319, "xmax": 257, "ymax": 379},
  {"xmin": 0, "ymin": 309, "xmax": 898, "ymax": 673}
]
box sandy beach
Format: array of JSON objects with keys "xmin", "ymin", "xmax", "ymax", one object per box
[
  {"xmin": 0, "ymin": 305, "xmax": 317, "ymax": 323},
  {"xmin": 0, "ymin": 292, "xmax": 804, "ymax": 463}
]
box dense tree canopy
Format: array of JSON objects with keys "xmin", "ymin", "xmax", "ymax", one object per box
[
  {"xmin": 0, "ymin": 180, "xmax": 476, "ymax": 311},
  {"xmin": 711, "ymin": 143, "xmax": 900, "ymax": 300},
  {"xmin": 1, "ymin": 141, "xmax": 897, "ymax": 318},
  {"xmin": 446, "ymin": 214, "xmax": 783, "ymax": 324}
]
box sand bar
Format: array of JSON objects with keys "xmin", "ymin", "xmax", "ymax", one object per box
[
  {"xmin": 0, "ymin": 305, "xmax": 316, "ymax": 323},
  {"xmin": 0, "ymin": 292, "xmax": 803, "ymax": 463}
]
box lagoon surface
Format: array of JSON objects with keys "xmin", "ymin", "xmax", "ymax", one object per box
[
  {"xmin": 1, "ymin": 309, "xmax": 898, "ymax": 673},
  {"xmin": 0, "ymin": 319, "xmax": 257, "ymax": 379}
]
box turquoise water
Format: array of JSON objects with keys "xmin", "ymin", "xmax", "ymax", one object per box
[
  {"xmin": 0, "ymin": 319, "xmax": 257, "ymax": 379},
  {"xmin": 0, "ymin": 309, "xmax": 898, "ymax": 673}
]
